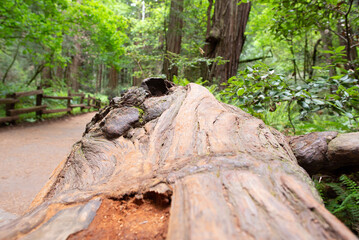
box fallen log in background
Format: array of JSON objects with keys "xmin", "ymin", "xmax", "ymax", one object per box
[
  {"xmin": 289, "ymin": 131, "xmax": 359, "ymax": 175},
  {"xmin": 0, "ymin": 78, "xmax": 357, "ymax": 240}
]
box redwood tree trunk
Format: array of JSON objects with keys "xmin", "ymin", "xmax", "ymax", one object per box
[
  {"xmin": 41, "ymin": 66, "xmax": 52, "ymax": 87},
  {"xmin": 66, "ymin": 42, "xmax": 81, "ymax": 92},
  {"xmin": 108, "ymin": 66, "xmax": 119, "ymax": 90},
  {"xmin": 0, "ymin": 79, "xmax": 356, "ymax": 240},
  {"xmin": 96, "ymin": 64, "xmax": 103, "ymax": 93},
  {"xmin": 205, "ymin": 0, "xmax": 251, "ymax": 84},
  {"xmin": 163, "ymin": 0, "xmax": 184, "ymax": 81}
]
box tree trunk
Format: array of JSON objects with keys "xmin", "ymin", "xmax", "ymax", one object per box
[
  {"xmin": 337, "ymin": 20, "xmax": 358, "ymax": 75},
  {"xmin": 289, "ymin": 131, "xmax": 359, "ymax": 176},
  {"xmin": 320, "ymin": 29, "xmax": 337, "ymax": 77},
  {"xmin": 1, "ymin": 42, "xmax": 20, "ymax": 84},
  {"xmin": 163, "ymin": 0, "xmax": 184, "ymax": 81},
  {"xmin": 55, "ymin": 66, "xmax": 64, "ymax": 80},
  {"xmin": 41, "ymin": 67, "xmax": 52, "ymax": 87},
  {"xmin": 0, "ymin": 79, "xmax": 356, "ymax": 240},
  {"xmin": 205, "ymin": 0, "xmax": 251, "ymax": 84},
  {"xmin": 66, "ymin": 42, "xmax": 81, "ymax": 92},
  {"xmin": 96, "ymin": 64, "xmax": 103, "ymax": 93},
  {"xmin": 309, "ymin": 38, "xmax": 322, "ymax": 79},
  {"xmin": 108, "ymin": 66, "xmax": 119, "ymax": 90}
]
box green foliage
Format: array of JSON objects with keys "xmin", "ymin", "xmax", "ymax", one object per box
[
  {"xmin": 68, "ymin": 0, "xmax": 127, "ymax": 67},
  {"xmin": 315, "ymin": 174, "xmax": 359, "ymax": 234},
  {"xmin": 0, "ymin": 0, "xmax": 127, "ymax": 87},
  {"xmin": 218, "ymin": 61, "xmax": 359, "ymax": 134}
]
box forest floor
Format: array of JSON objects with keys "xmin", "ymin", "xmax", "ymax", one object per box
[{"xmin": 0, "ymin": 112, "xmax": 96, "ymax": 216}]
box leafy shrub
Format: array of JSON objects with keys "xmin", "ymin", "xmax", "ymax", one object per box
[{"xmin": 219, "ymin": 61, "xmax": 359, "ymax": 134}]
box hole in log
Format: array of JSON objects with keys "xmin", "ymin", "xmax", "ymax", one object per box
[
  {"xmin": 141, "ymin": 78, "xmax": 174, "ymax": 97},
  {"xmin": 68, "ymin": 192, "xmax": 171, "ymax": 240}
]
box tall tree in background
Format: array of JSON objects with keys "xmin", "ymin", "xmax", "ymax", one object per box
[
  {"xmin": 108, "ymin": 66, "xmax": 119, "ymax": 90},
  {"xmin": 66, "ymin": 40, "xmax": 82, "ymax": 92},
  {"xmin": 163, "ymin": 0, "xmax": 184, "ymax": 81},
  {"xmin": 205, "ymin": 0, "xmax": 251, "ymax": 84}
]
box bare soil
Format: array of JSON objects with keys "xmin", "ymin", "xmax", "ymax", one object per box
[
  {"xmin": 0, "ymin": 112, "xmax": 95, "ymax": 215},
  {"xmin": 68, "ymin": 195, "xmax": 170, "ymax": 240}
]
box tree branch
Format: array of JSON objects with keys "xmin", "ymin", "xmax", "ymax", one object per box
[
  {"xmin": 2, "ymin": 42, "xmax": 21, "ymax": 84},
  {"xmin": 344, "ymin": 0, "xmax": 354, "ymax": 61},
  {"xmin": 26, "ymin": 64, "xmax": 45, "ymax": 86}
]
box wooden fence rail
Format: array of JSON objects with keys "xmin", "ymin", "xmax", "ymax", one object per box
[{"xmin": 0, "ymin": 87, "xmax": 102, "ymax": 124}]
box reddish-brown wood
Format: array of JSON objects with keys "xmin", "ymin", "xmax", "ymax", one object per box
[
  {"xmin": 13, "ymin": 89, "xmax": 43, "ymax": 98},
  {"xmin": 0, "ymin": 80, "xmax": 356, "ymax": 240},
  {"xmin": 205, "ymin": 0, "xmax": 251, "ymax": 84},
  {"xmin": 8, "ymin": 105, "xmax": 47, "ymax": 116},
  {"xmin": 0, "ymin": 89, "xmax": 101, "ymax": 124},
  {"xmin": 0, "ymin": 116, "xmax": 19, "ymax": 123},
  {"xmin": 0, "ymin": 98, "xmax": 19, "ymax": 104},
  {"xmin": 67, "ymin": 90, "xmax": 72, "ymax": 115},
  {"xmin": 163, "ymin": 0, "xmax": 184, "ymax": 81},
  {"xmin": 289, "ymin": 131, "xmax": 359, "ymax": 175},
  {"xmin": 36, "ymin": 86, "xmax": 43, "ymax": 118}
]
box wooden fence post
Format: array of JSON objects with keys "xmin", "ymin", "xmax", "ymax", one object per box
[
  {"xmin": 5, "ymin": 93, "xmax": 16, "ymax": 124},
  {"xmin": 87, "ymin": 95, "xmax": 91, "ymax": 111},
  {"xmin": 67, "ymin": 90, "xmax": 72, "ymax": 115},
  {"xmin": 80, "ymin": 94, "xmax": 85, "ymax": 112},
  {"xmin": 36, "ymin": 86, "xmax": 43, "ymax": 119}
]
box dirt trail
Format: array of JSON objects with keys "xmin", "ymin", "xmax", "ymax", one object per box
[{"xmin": 0, "ymin": 112, "xmax": 96, "ymax": 216}]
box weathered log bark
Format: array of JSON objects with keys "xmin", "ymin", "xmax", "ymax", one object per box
[
  {"xmin": 0, "ymin": 79, "xmax": 356, "ymax": 240},
  {"xmin": 289, "ymin": 131, "xmax": 359, "ymax": 175}
]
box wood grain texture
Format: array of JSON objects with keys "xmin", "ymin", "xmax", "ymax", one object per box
[{"xmin": 0, "ymin": 81, "xmax": 356, "ymax": 240}]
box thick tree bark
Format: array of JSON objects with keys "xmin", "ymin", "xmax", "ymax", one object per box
[
  {"xmin": 41, "ymin": 67, "xmax": 52, "ymax": 87},
  {"xmin": 96, "ymin": 64, "xmax": 103, "ymax": 93},
  {"xmin": 0, "ymin": 79, "xmax": 356, "ymax": 240},
  {"xmin": 163, "ymin": 0, "xmax": 184, "ymax": 81},
  {"xmin": 108, "ymin": 66, "xmax": 119, "ymax": 90},
  {"xmin": 289, "ymin": 131, "xmax": 359, "ymax": 176},
  {"xmin": 205, "ymin": 0, "xmax": 251, "ymax": 84},
  {"xmin": 66, "ymin": 41, "xmax": 81, "ymax": 92}
]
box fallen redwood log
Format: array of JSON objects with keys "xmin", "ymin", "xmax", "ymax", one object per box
[
  {"xmin": 289, "ymin": 131, "xmax": 359, "ymax": 175},
  {"xmin": 0, "ymin": 79, "xmax": 357, "ymax": 239}
]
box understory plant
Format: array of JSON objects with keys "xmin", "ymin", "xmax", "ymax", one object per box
[
  {"xmin": 219, "ymin": 60, "xmax": 359, "ymax": 134},
  {"xmin": 315, "ymin": 174, "xmax": 359, "ymax": 235}
]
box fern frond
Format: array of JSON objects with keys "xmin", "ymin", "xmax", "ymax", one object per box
[{"xmin": 340, "ymin": 174, "xmax": 359, "ymax": 193}]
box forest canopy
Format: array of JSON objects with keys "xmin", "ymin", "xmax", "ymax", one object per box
[{"xmin": 0, "ymin": 0, "xmax": 358, "ymax": 133}]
